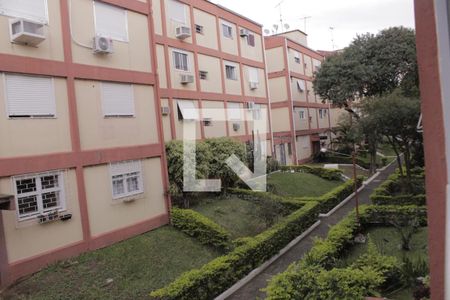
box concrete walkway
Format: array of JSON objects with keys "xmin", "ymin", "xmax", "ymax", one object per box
[{"xmin": 225, "ymin": 162, "xmax": 398, "ymax": 300}]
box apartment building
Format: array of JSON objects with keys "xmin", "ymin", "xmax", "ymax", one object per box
[
  {"xmin": 265, "ymin": 30, "xmax": 332, "ymax": 165},
  {"xmin": 152, "ymin": 0, "xmax": 273, "ymax": 151},
  {"xmin": 0, "ymin": 0, "xmax": 171, "ymax": 287}
]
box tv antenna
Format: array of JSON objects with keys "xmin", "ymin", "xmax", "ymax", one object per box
[
  {"xmin": 329, "ymin": 26, "xmax": 336, "ymax": 50},
  {"xmin": 274, "ymin": 0, "xmax": 286, "ymax": 32},
  {"xmin": 299, "ymin": 16, "xmax": 312, "ymax": 32}
]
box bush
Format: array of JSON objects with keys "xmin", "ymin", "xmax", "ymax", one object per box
[
  {"xmin": 279, "ymin": 165, "xmax": 343, "ymax": 181},
  {"xmin": 321, "ymin": 155, "xmax": 373, "ymax": 169},
  {"xmin": 171, "ymin": 207, "xmax": 231, "ymax": 250},
  {"xmin": 150, "ymin": 201, "xmax": 321, "ymax": 300},
  {"xmin": 229, "ymin": 188, "xmax": 305, "ymax": 210},
  {"xmin": 266, "ymin": 157, "xmax": 280, "ymax": 173},
  {"xmin": 360, "ymin": 205, "xmax": 428, "ymax": 226}
]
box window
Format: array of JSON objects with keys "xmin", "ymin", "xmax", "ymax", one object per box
[
  {"xmin": 313, "ymin": 60, "xmax": 322, "ymax": 72},
  {"xmin": 247, "ymin": 33, "xmax": 255, "ymax": 47},
  {"xmin": 227, "ymin": 102, "xmax": 241, "ymax": 121},
  {"xmin": 298, "ymin": 110, "xmax": 305, "ymax": 119},
  {"xmin": 248, "ymin": 67, "xmax": 259, "ymax": 84},
  {"xmin": 101, "ymin": 82, "xmax": 134, "ymax": 117},
  {"xmin": 110, "ymin": 160, "xmax": 143, "ymax": 199},
  {"xmin": 225, "ymin": 64, "xmax": 238, "ymax": 80},
  {"xmin": 287, "ymin": 143, "xmax": 292, "ymax": 155},
  {"xmin": 199, "ymin": 70, "xmax": 208, "ymax": 80},
  {"xmin": 173, "ymin": 50, "xmax": 189, "ymax": 71},
  {"xmin": 5, "ymin": 73, "xmax": 56, "ymax": 118},
  {"xmin": 253, "ymin": 104, "xmax": 262, "ymax": 120},
  {"xmin": 94, "ymin": 1, "xmax": 128, "ymax": 42},
  {"xmin": 296, "ymin": 79, "xmax": 305, "ymax": 92},
  {"xmin": 14, "ymin": 171, "xmax": 65, "ymax": 221},
  {"xmin": 222, "ymin": 22, "xmax": 233, "ymax": 38},
  {"xmin": 319, "ymin": 109, "xmax": 327, "ymax": 119},
  {"xmin": 177, "ymin": 100, "xmax": 199, "ymax": 120},
  {"xmin": 0, "ymin": 0, "xmax": 48, "ymax": 23},
  {"xmin": 167, "ymin": 0, "xmax": 186, "ymax": 24},
  {"xmin": 294, "ymin": 52, "xmax": 301, "ymax": 64},
  {"xmin": 195, "ymin": 24, "xmax": 204, "ymax": 34}
]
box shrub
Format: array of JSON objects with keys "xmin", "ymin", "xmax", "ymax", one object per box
[
  {"xmin": 279, "ymin": 165, "xmax": 343, "ymax": 181},
  {"xmin": 266, "ymin": 157, "xmax": 280, "ymax": 173},
  {"xmin": 150, "ymin": 201, "xmax": 321, "ymax": 300},
  {"xmin": 229, "ymin": 188, "xmax": 305, "ymax": 210},
  {"xmin": 171, "ymin": 207, "xmax": 231, "ymax": 251},
  {"xmin": 360, "ymin": 205, "xmax": 428, "ymax": 226}
]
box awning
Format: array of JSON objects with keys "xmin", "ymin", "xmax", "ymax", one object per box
[{"xmin": 177, "ymin": 100, "xmax": 199, "ymax": 120}]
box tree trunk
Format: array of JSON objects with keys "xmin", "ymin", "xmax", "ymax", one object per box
[
  {"xmin": 403, "ymin": 141, "xmax": 413, "ymax": 193},
  {"xmin": 389, "ymin": 136, "xmax": 404, "ymax": 177}
]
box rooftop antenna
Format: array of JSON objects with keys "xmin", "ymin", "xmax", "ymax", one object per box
[
  {"xmin": 274, "ymin": 0, "xmax": 286, "ymax": 32},
  {"xmin": 273, "ymin": 24, "xmax": 279, "ymax": 34},
  {"xmin": 329, "ymin": 26, "xmax": 336, "ymax": 50},
  {"xmin": 299, "ymin": 16, "xmax": 312, "ymax": 33},
  {"xmin": 264, "ymin": 29, "xmax": 271, "ymax": 36},
  {"xmin": 284, "ymin": 23, "xmax": 290, "ymax": 31}
]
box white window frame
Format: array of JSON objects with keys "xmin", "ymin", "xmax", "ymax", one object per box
[
  {"xmin": 110, "ymin": 160, "xmax": 144, "ymax": 200},
  {"xmin": 101, "ymin": 82, "xmax": 135, "ymax": 117},
  {"xmin": 0, "ymin": 0, "xmax": 49, "ymax": 24},
  {"xmin": 173, "ymin": 50, "xmax": 190, "ymax": 72},
  {"xmin": 298, "ymin": 109, "xmax": 305, "ymax": 119},
  {"xmin": 167, "ymin": 0, "xmax": 187, "ymax": 24},
  {"xmin": 94, "ymin": 1, "xmax": 129, "ymax": 42},
  {"xmin": 13, "ymin": 171, "xmax": 66, "ymax": 221},
  {"xmin": 3, "ymin": 73, "xmax": 56, "ymax": 118},
  {"xmin": 222, "ymin": 21, "xmax": 233, "ymax": 39},
  {"xmin": 225, "ymin": 64, "xmax": 238, "ymax": 80}
]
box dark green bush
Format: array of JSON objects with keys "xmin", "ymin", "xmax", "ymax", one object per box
[
  {"xmin": 279, "ymin": 165, "xmax": 343, "ymax": 181},
  {"xmin": 150, "ymin": 201, "xmax": 321, "ymax": 300},
  {"xmin": 359, "ymin": 205, "xmax": 428, "ymax": 226},
  {"xmin": 171, "ymin": 207, "xmax": 231, "ymax": 250}
]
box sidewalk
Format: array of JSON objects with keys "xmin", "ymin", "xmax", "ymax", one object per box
[{"xmin": 224, "ymin": 162, "xmax": 398, "ymax": 300}]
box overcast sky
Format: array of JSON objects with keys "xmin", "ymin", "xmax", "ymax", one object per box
[{"xmin": 209, "ymin": 0, "xmax": 415, "ymax": 51}]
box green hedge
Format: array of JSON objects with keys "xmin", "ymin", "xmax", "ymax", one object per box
[
  {"xmin": 279, "ymin": 165, "xmax": 343, "ymax": 181},
  {"xmin": 322, "ymin": 155, "xmax": 372, "ymax": 169},
  {"xmin": 171, "ymin": 208, "xmax": 231, "ymax": 250},
  {"xmin": 265, "ymin": 204, "xmax": 426, "ymax": 299},
  {"xmin": 229, "ymin": 188, "xmax": 305, "ymax": 211},
  {"xmin": 150, "ymin": 201, "xmax": 321, "ymax": 300}
]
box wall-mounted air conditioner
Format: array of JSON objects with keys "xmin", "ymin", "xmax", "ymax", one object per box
[
  {"xmin": 9, "ymin": 19, "xmax": 46, "ymax": 46},
  {"xmin": 240, "ymin": 29, "xmax": 250, "ymax": 37},
  {"xmin": 161, "ymin": 106, "xmax": 170, "ymax": 116},
  {"xmin": 203, "ymin": 118, "xmax": 212, "ymax": 126},
  {"xmin": 93, "ymin": 35, "xmax": 114, "ymax": 54},
  {"xmin": 180, "ymin": 74, "xmax": 195, "ymax": 84},
  {"xmin": 249, "ymin": 82, "xmax": 259, "ymax": 90},
  {"xmin": 233, "ymin": 123, "xmax": 240, "ymax": 131},
  {"xmin": 176, "ymin": 26, "xmax": 191, "ymax": 40}
]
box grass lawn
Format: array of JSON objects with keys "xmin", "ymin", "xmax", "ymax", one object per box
[
  {"xmin": 2, "ymin": 226, "xmax": 220, "ymax": 300},
  {"xmin": 336, "ymin": 165, "xmax": 370, "ymax": 178},
  {"xmin": 267, "ymin": 172, "xmax": 342, "ymax": 198},
  {"xmin": 378, "ymin": 143, "xmax": 398, "ymax": 157},
  {"xmin": 192, "ymin": 196, "xmax": 280, "ymax": 239}
]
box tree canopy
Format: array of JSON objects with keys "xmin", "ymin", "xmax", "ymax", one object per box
[{"xmin": 313, "ymin": 27, "xmax": 418, "ymax": 108}]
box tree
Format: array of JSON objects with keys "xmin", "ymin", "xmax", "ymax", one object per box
[{"xmin": 313, "ymin": 27, "xmax": 418, "ymax": 108}]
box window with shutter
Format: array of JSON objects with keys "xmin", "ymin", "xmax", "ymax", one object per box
[
  {"xmin": 94, "ymin": 1, "xmax": 128, "ymax": 42},
  {"xmin": 253, "ymin": 104, "xmax": 262, "ymax": 120},
  {"xmin": 110, "ymin": 160, "xmax": 143, "ymax": 199},
  {"xmin": 173, "ymin": 50, "xmax": 189, "ymax": 71},
  {"xmin": 101, "ymin": 82, "xmax": 135, "ymax": 117},
  {"xmin": 248, "ymin": 67, "xmax": 259, "ymax": 84},
  {"xmin": 294, "ymin": 52, "xmax": 301, "ymax": 64},
  {"xmin": 222, "ymin": 22, "xmax": 233, "ymax": 38},
  {"xmin": 227, "ymin": 102, "xmax": 242, "ymax": 120},
  {"xmin": 225, "ymin": 64, "xmax": 238, "ymax": 80},
  {"xmin": 5, "ymin": 74, "xmax": 56, "ymax": 118},
  {"xmin": 167, "ymin": 0, "xmax": 187, "ymax": 24},
  {"xmin": 247, "ymin": 34, "xmax": 255, "ymax": 47},
  {"xmin": 297, "ymin": 79, "xmax": 305, "ymax": 92},
  {"xmin": 0, "ymin": 0, "xmax": 48, "ymax": 23}
]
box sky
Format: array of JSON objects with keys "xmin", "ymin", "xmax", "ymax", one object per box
[{"xmin": 209, "ymin": 0, "xmax": 415, "ymax": 51}]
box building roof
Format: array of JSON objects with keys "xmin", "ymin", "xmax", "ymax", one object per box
[
  {"xmin": 206, "ymin": 1, "xmax": 263, "ymax": 28},
  {"xmin": 271, "ymin": 29, "xmax": 308, "ymax": 37}
]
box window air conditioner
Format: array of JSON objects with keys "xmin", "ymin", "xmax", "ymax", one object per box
[
  {"xmin": 240, "ymin": 29, "xmax": 250, "ymax": 37},
  {"xmin": 249, "ymin": 82, "xmax": 259, "ymax": 90},
  {"xmin": 176, "ymin": 26, "xmax": 192, "ymax": 40},
  {"xmin": 9, "ymin": 19, "xmax": 46, "ymax": 46},
  {"xmin": 180, "ymin": 74, "xmax": 195, "ymax": 84},
  {"xmin": 233, "ymin": 123, "xmax": 240, "ymax": 131},
  {"xmin": 161, "ymin": 106, "xmax": 170, "ymax": 116}
]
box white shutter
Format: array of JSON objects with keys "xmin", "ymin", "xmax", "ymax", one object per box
[
  {"xmin": 248, "ymin": 67, "xmax": 259, "ymax": 83},
  {"xmin": 94, "ymin": 1, "xmax": 128, "ymax": 42},
  {"xmin": 0, "ymin": 0, "xmax": 48, "ymax": 23},
  {"xmin": 5, "ymin": 74, "xmax": 55, "ymax": 117},
  {"xmin": 167, "ymin": 0, "xmax": 186, "ymax": 24},
  {"xmin": 110, "ymin": 160, "xmax": 142, "ymax": 176},
  {"xmin": 227, "ymin": 102, "xmax": 241, "ymax": 120},
  {"xmin": 101, "ymin": 82, "xmax": 134, "ymax": 116},
  {"xmin": 297, "ymin": 80, "xmax": 305, "ymax": 91},
  {"xmin": 177, "ymin": 100, "xmax": 199, "ymax": 120}
]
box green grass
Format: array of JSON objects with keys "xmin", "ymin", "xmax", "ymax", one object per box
[
  {"xmin": 340, "ymin": 226, "xmax": 428, "ymax": 266},
  {"xmin": 378, "ymin": 143, "xmax": 398, "ymax": 157},
  {"xmin": 336, "ymin": 165, "xmax": 370, "ymax": 178},
  {"xmin": 191, "ymin": 197, "xmax": 275, "ymax": 239},
  {"xmin": 267, "ymin": 172, "xmax": 342, "ymax": 198},
  {"xmin": 2, "ymin": 226, "xmax": 220, "ymax": 300}
]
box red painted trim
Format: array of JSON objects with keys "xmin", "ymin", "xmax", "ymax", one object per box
[
  {"xmin": 197, "ymin": 99, "xmax": 206, "ymax": 139},
  {"xmin": 415, "ymin": 0, "xmax": 447, "ymax": 298},
  {"xmin": 168, "ymin": 99, "xmax": 177, "ymax": 140},
  {"xmin": 293, "ymin": 101, "xmax": 329, "ymax": 109},
  {"xmin": 0, "ymin": 213, "xmax": 9, "ymax": 287},
  {"xmin": 73, "ymin": 64, "xmax": 155, "ymax": 85},
  {"xmin": 159, "ymin": 88, "xmax": 268, "ymax": 104},
  {"xmin": 0, "ymin": 54, "xmax": 66, "ymax": 77},
  {"xmin": 100, "ymin": 0, "xmax": 149, "ymax": 14}
]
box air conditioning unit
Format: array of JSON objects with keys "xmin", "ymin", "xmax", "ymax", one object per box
[
  {"xmin": 161, "ymin": 106, "xmax": 170, "ymax": 116},
  {"xmin": 240, "ymin": 28, "xmax": 250, "ymax": 37},
  {"xmin": 9, "ymin": 19, "xmax": 46, "ymax": 46},
  {"xmin": 93, "ymin": 35, "xmax": 114, "ymax": 54},
  {"xmin": 246, "ymin": 102, "xmax": 255, "ymax": 110},
  {"xmin": 203, "ymin": 118, "xmax": 212, "ymax": 126},
  {"xmin": 249, "ymin": 82, "xmax": 259, "ymax": 90},
  {"xmin": 176, "ymin": 26, "xmax": 192, "ymax": 40},
  {"xmin": 180, "ymin": 74, "xmax": 194, "ymax": 84},
  {"xmin": 233, "ymin": 123, "xmax": 240, "ymax": 131}
]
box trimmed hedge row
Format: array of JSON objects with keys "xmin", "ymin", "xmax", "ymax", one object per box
[
  {"xmin": 229, "ymin": 188, "xmax": 305, "ymax": 210},
  {"xmin": 265, "ymin": 204, "xmax": 426, "ymax": 299},
  {"xmin": 171, "ymin": 208, "xmax": 231, "ymax": 250},
  {"xmin": 279, "ymin": 165, "xmax": 343, "ymax": 181},
  {"xmin": 150, "ymin": 201, "xmax": 321, "ymax": 300},
  {"xmin": 322, "ymin": 155, "xmax": 373, "ymax": 169}
]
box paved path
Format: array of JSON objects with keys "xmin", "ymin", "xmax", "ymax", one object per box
[{"xmin": 225, "ymin": 162, "xmax": 398, "ymax": 300}]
